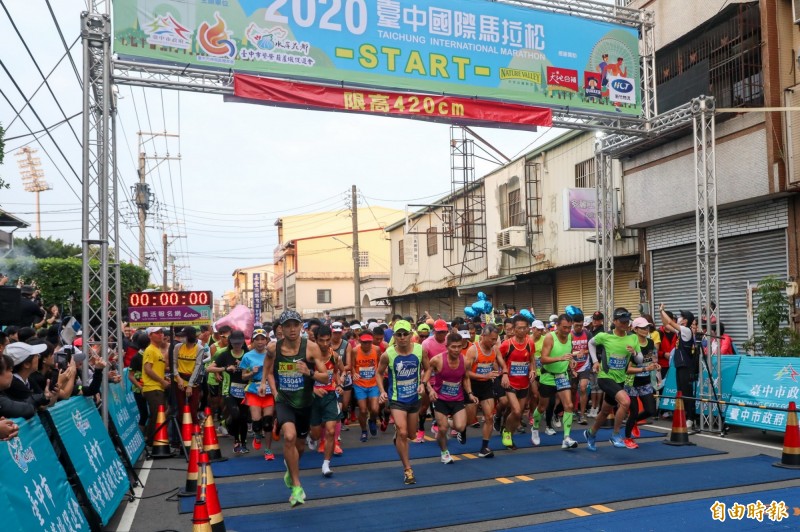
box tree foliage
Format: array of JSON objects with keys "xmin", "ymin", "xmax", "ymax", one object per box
[
  {"xmin": 9, "ymin": 236, "xmax": 82, "ymax": 259},
  {"xmin": 0, "ymin": 123, "xmax": 8, "ymax": 190},
  {"xmin": 742, "ymin": 276, "xmax": 800, "ymax": 357}
]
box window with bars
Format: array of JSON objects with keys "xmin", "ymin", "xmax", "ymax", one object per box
[
  {"xmin": 398, "ymin": 239, "xmax": 404, "ymax": 265},
  {"xmin": 575, "ymin": 158, "xmax": 596, "ymax": 188},
  {"xmin": 317, "ymin": 289, "xmax": 331, "ymax": 304},
  {"xmin": 426, "ymin": 226, "xmax": 438, "ymax": 256},
  {"xmin": 358, "ymin": 251, "xmax": 369, "ymax": 268},
  {"xmin": 508, "ymin": 189, "xmax": 524, "ymax": 227}
]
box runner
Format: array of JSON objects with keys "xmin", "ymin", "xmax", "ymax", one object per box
[
  {"xmin": 172, "ymin": 326, "xmax": 204, "ymax": 426},
  {"xmin": 416, "ymin": 318, "xmax": 449, "ymax": 442},
  {"xmin": 623, "ymin": 317, "xmax": 661, "ymax": 449},
  {"xmin": 330, "ymin": 321, "xmax": 352, "ymax": 438},
  {"xmin": 259, "ymin": 310, "xmax": 330, "ymax": 506},
  {"xmin": 423, "ymin": 332, "xmax": 478, "ymax": 464},
  {"xmin": 532, "ymin": 314, "xmax": 579, "ymax": 449},
  {"xmin": 206, "ymin": 325, "xmax": 231, "ymax": 437},
  {"xmin": 464, "ymin": 324, "xmax": 506, "ymax": 458},
  {"xmin": 499, "ymin": 315, "xmax": 535, "ymax": 450},
  {"xmin": 307, "ymin": 325, "xmax": 345, "ymax": 476},
  {"xmin": 569, "ymin": 311, "xmax": 593, "ymax": 425},
  {"xmin": 376, "ymin": 320, "xmax": 429, "ymax": 484},
  {"xmin": 414, "ymin": 323, "xmax": 431, "ymax": 344},
  {"xmin": 584, "ymin": 307, "xmax": 641, "ymax": 451},
  {"xmin": 353, "ymin": 329, "xmax": 381, "ymax": 442},
  {"xmin": 207, "ymin": 330, "xmax": 250, "ymax": 454},
  {"xmin": 241, "ymin": 328, "xmax": 275, "ymax": 461}
]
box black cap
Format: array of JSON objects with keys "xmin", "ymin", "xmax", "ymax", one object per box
[
  {"xmin": 229, "ymin": 329, "xmax": 246, "ymax": 342},
  {"xmin": 592, "ymin": 311, "xmax": 604, "ymax": 320},
  {"xmin": 612, "ymin": 308, "xmax": 631, "ymax": 322},
  {"xmin": 678, "ymin": 310, "xmax": 696, "ymax": 326}
]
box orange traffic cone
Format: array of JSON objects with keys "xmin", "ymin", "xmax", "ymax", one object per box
[
  {"xmin": 774, "ymin": 401, "xmax": 800, "ymax": 469},
  {"xmin": 664, "ymin": 392, "xmax": 695, "ymax": 446},
  {"xmin": 202, "ymin": 408, "xmax": 226, "ymax": 463},
  {"xmin": 197, "ymin": 452, "xmax": 225, "ymax": 532},
  {"xmin": 179, "ymin": 425, "xmax": 202, "ymax": 497},
  {"xmin": 181, "ymin": 404, "xmax": 194, "ymax": 456},
  {"xmin": 151, "ymin": 404, "xmax": 173, "ymax": 458},
  {"xmin": 192, "ymin": 461, "xmax": 212, "ymax": 532}
]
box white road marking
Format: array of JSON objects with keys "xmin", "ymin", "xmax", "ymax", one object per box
[
  {"xmin": 643, "ymin": 424, "xmax": 783, "ymax": 451},
  {"xmin": 116, "ymin": 458, "xmax": 153, "ymax": 532}
]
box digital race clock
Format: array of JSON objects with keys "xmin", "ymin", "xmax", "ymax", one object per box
[{"xmin": 127, "ymin": 290, "xmax": 213, "ymax": 327}]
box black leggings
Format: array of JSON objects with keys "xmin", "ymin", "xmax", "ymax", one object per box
[
  {"xmin": 676, "ymin": 366, "xmax": 697, "ymax": 422},
  {"xmin": 625, "ymin": 393, "xmax": 657, "ymax": 438},
  {"xmin": 224, "ymin": 395, "xmax": 250, "ymax": 444},
  {"xmin": 134, "ymin": 392, "xmax": 149, "ymax": 428}
]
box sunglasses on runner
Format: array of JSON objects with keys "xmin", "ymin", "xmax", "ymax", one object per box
[
  {"xmin": 218, "ymin": 334, "xmax": 230, "ymax": 339},
  {"xmin": 395, "ymin": 331, "xmax": 411, "ymax": 337}
]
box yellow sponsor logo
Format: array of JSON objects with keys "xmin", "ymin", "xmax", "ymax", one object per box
[{"xmin": 499, "ymin": 68, "xmax": 541, "ymax": 83}]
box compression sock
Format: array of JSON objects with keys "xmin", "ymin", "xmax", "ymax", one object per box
[
  {"xmin": 562, "ymin": 412, "xmax": 573, "ymax": 438},
  {"xmin": 482, "ymin": 439, "xmax": 489, "ymax": 449},
  {"xmin": 532, "ymin": 408, "xmax": 542, "ymax": 429}
]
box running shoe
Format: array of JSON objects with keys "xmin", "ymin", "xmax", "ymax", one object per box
[
  {"xmin": 493, "ymin": 414, "xmax": 502, "ymax": 432},
  {"xmin": 478, "ymin": 447, "xmax": 495, "ymax": 458},
  {"xmin": 283, "ymin": 461, "xmax": 292, "ymax": 488},
  {"xmin": 623, "ymin": 438, "xmax": 639, "ymax": 449},
  {"xmin": 631, "ymin": 425, "xmax": 641, "ymax": 439},
  {"xmin": 404, "ymin": 468, "xmax": 416, "ymax": 484},
  {"xmin": 610, "ymin": 433, "xmax": 627, "ymax": 448},
  {"xmin": 264, "ymin": 449, "xmax": 275, "ymax": 461},
  {"xmin": 289, "ymin": 486, "xmax": 306, "ymax": 507},
  {"xmin": 554, "ymin": 417, "xmax": 562, "ymax": 428},
  {"xmin": 544, "ymin": 426, "xmax": 557, "ymax": 436},
  {"xmin": 253, "ymin": 435, "xmax": 262, "ymax": 450},
  {"xmin": 470, "ymin": 421, "xmax": 481, "ymax": 429},
  {"xmin": 318, "ymin": 438, "xmax": 326, "ymax": 454},
  {"xmin": 578, "ymin": 415, "xmax": 588, "ymax": 426},
  {"xmin": 562, "ymin": 437, "xmax": 578, "ymax": 449},
  {"xmin": 501, "ymin": 429, "xmax": 513, "ymax": 448},
  {"xmin": 306, "ymin": 435, "xmax": 318, "ymax": 451},
  {"xmin": 456, "ymin": 430, "xmax": 467, "ymax": 445},
  {"xmin": 587, "ymin": 408, "xmax": 597, "ymax": 418},
  {"xmin": 240, "ymin": 444, "xmax": 250, "ymax": 454},
  {"xmin": 322, "ymin": 462, "xmax": 333, "ymax": 477},
  {"xmin": 584, "ymin": 429, "xmax": 597, "ymax": 452},
  {"xmin": 233, "ymin": 443, "xmax": 242, "ymax": 454},
  {"xmin": 431, "ymin": 423, "xmax": 439, "ymax": 435},
  {"xmin": 217, "ymin": 424, "xmax": 229, "ymax": 437},
  {"xmin": 520, "ymin": 417, "xmax": 528, "ymax": 428},
  {"xmin": 530, "ymin": 428, "xmax": 541, "ymax": 446},
  {"xmin": 380, "ymin": 419, "xmax": 388, "ymax": 432},
  {"xmin": 368, "ymin": 420, "xmax": 378, "ymax": 437},
  {"xmin": 360, "ymin": 431, "xmax": 368, "ymax": 443},
  {"xmin": 414, "ymin": 430, "xmax": 425, "ymax": 443},
  {"xmin": 440, "ymin": 450, "xmax": 454, "ymax": 464},
  {"xmin": 333, "ymin": 444, "xmax": 344, "ymax": 456},
  {"xmin": 516, "ymin": 425, "xmax": 526, "ymax": 434}
]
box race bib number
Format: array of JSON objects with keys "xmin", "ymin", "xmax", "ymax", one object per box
[
  {"xmin": 359, "ymin": 366, "xmax": 376, "ymax": 380},
  {"xmin": 476, "ymin": 362, "xmax": 493, "ymax": 375},
  {"xmin": 572, "ymin": 351, "xmax": 587, "ymax": 363},
  {"xmin": 554, "ymin": 374, "xmax": 571, "ymax": 390},
  {"xmin": 396, "ymin": 378, "xmax": 418, "ymax": 400},
  {"xmin": 229, "ymin": 383, "xmax": 246, "ymax": 399},
  {"xmin": 315, "ymin": 369, "xmax": 334, "ymax": 388},
  {"xmin": 535, "ymin": 358, "xmax": 542, "ymax": 369},
  {"xmin": 510, "ymin": 361, "xmax": 529, "ymax": 377},
  {"xmin": 278, "ymin": 361, "xmax": 303, "ymax": 392},
  {"xmin": 608, "ymin": 355, "xmax": 628, "ymax": 370},
  {"xmin": 440, "ymin": 380, "xmax": 460, "ymax": 397}
]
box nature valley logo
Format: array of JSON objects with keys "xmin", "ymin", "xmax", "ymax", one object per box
[
  {"xmin": 775, "ymin": 364, "xmax": 799, "ymax": 382},
  {"xmin": 8, "ymin": 436, "xmax": 36, "ymax": 474},
  {"xmin": 72, "ymin": 410, "xmax": 91, "ymax": 436},
  {"xmin": 144, "ymin": 13, "xmax": 191, "ymax": 49},
  {"xmin": 499, "ymin": 68, "xmax": 541, "ymax": 84}
]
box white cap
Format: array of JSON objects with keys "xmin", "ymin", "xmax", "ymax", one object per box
[
  {"xmin": 458, "ymin": 330, "xmax": 471, "ymax": 339},
  {"xmin": 147, "ymin": 327, "xmax": 166, "ymax": 335},
  {"xmin": 331, "ymin": 321, "xmax": 343, "ymax": 331},
  {"xmin": 368, "ymin": 322, "xmax": 380, "ymax": 331},
  {"xmin": 6, "ymin": 342, "xmax": 48, "ymax": 366},
  {"xmin": 532, "ymin": 320, "xmax": 546, "ymax": 330},
  {"xmin": 548, "ymin": 314, "xmax": 559, "ymax": 323}
]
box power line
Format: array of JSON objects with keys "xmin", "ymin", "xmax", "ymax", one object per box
[
  {"xmin": 44, "ymin": 0, "xmax": 82, "ymax": 89},
  {"xmin": 4, "ymin": 112, "xmax": 81, "ymax": 144}
]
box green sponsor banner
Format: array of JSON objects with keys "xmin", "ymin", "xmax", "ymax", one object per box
[{"xmin": 113, "ymin": 0, "xmax": 641, "ymax": 115}]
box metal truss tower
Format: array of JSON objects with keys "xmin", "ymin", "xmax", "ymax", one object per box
[{"xmin": 82, "ymin": 4, "xmax": 122, "ymax": 426}]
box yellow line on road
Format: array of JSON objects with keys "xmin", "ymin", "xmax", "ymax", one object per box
[
  {"xmin": 591, "ymin": 505, "xmax": 614, "ymax": 513},
  {"xmin": 515, "ymin": 475, "xmax": 533, "ymax": 481},
  {"xmin": 567, "ymin": 508, "xmax": 591, "ymax": 517},
  {"xmin": 461, "ymin": 453, "xmax": 477, "ymax": 459},
  {"xmin": 496, "ymin": 477, "xmax": 514, "ymax": 484}
]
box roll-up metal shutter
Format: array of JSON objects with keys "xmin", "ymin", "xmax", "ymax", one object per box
[
  {"xmin": 532, "ymin": 284, "xmax": 555, "ymax": 318},
  {"xmin": 580, "ymin": 265, "xmax": 596, "ymax": 312},
  {"xmin": 651, "ymin": 230, "xmax": 787, "ymax": 346},
  {"xmin": 513, "ymin": 281, "xmax": 532, "ymax": 311},
  {"xmin": 556, "ymin": 268, "xmax": 583, "ymax": 314},
  {"xmin": 495, "ymin": 286, "xmax": 517, "ymax": 316},
  {"xmin": 614, "ymin": 269, "xmax": 641, "ymax": 315}
]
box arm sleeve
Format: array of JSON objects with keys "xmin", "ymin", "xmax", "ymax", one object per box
[
  {"xmin": 0, "ymin": 393, "xmax": 36, "ymax": 419},
  {"xmin": 679, "ymin": 326, "xmax": 693, "ymax": 342},
  {"xmin": 588, "ymin": 337, "xmax": 598, "ymax": 364}
]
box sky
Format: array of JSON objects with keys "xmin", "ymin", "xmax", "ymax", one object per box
[{"xmin": 0, "ymin": 0, "xmax": 574, "ymax": 303}]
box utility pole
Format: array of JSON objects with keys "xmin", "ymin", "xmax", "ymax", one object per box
[
  {"xmin": 351, "ymin": 185, "xmax": 361, "ymax": 322},
  {"xmin": 134, "ymin": 131, "xmax": 180, "ymax": 267},
  {"xmin": 162, "ymin": 232, "xmax": 168, "ymax": 290},
  {"xmin": 15, "ymin": 147, "xmax": 51, "ymax": 237},
  {"xmin": 162, "ymin": 232, "xmax": 186, "ymax": 290}
]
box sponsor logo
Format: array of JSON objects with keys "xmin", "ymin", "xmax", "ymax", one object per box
[
  {"xmin": 197, "ymin": 12, "xmax": 237, "ymax": 63},
  {"xmin": 775, "ymin": 364, "xmax": 799, "ymax": 382},
  {"xmin": 144, "ymin": 13, "xmax": 191, "ymax": 49},
  {"xmin": 8, "ymin": 436, "xmax": 36, "ymax": 474},
  {"xmin": 610, "ymin": 78, "xmax": 633, "ymax": 93},
  {"xmin": 72, "ymin": 410, "xmax": 91, "ymax": 437}
]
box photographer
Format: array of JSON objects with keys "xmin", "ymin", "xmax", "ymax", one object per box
[
  {"xmin": 3, "ymin": 341, "xmax": 58, "ymax": 410},
  {"xmin": 29, "ymin": 339, "xmax": 76, "ymax": 400},
  {"xmin": 0, "ymin": 353, "xmax": 35, "ymax": 421},
  {"xmin": 17, "ymin": 285, "xmax": 45, "ymax": 328}
]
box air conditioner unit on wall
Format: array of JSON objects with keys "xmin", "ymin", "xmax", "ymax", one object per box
[{"xmin": 497, "ymin": 226, "xmax": 526, "ymax": 251}]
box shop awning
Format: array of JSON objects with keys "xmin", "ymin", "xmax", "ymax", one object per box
[{"xmin": 457, "ymin": 274, "xmax": 518, "ymax": 296}]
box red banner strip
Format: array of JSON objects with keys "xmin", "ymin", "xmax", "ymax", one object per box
[{"xmin": 233, "ymin": 74, "xmax": 552, "ymax": 129}]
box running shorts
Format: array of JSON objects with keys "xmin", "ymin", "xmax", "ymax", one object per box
[
  {"xmin": 354, "ymin": 384, "xmax": 380, "ymax": 401},
  {"xmin": 470, "ymin": 379, "xmax": 494, "ymax": 402},
  {"xmin": 310, "ymin": 391, "xmax": 340, "ymax": 426},
  {"xmin": 243, "ymin": 392, "xmax": 274, "ymax": 409},
  {"xmin": 389, "ymin": 400, "xmax": 420, "ymax": 413},
  {"xmin": 597, "ymin": 378, "xmax": 626, "ymax": 407},
  {"xmin": 434, "ymin": 399, "xmax": 465, "ymax": 417},
  {"xmin": 276, "ymin": 402, "xmax": 312, "ymax": 438}
]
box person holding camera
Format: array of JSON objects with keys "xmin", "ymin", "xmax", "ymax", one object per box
[
  {"xmin": 659, "ymin": 303, "xmax": 699, "ymax": 432},
  {"xmin": 3, "ymin": 341, "xmax": 59, "ymax": 411},
  {"xmin": 29, "ymin": 339, "xmax": 76, "ymax": 400}
]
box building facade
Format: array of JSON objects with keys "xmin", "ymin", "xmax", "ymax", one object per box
[
  {"xmin": 232, "ymin": 263, "xmax": 276, "ymax": 323},
  {"xmin": 620, "ymin": 0, "xmax": 800, "ymax": 345},
  {"xmin": 273, "ymin": 206, "xmax": 402, "ymax": 320}
]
